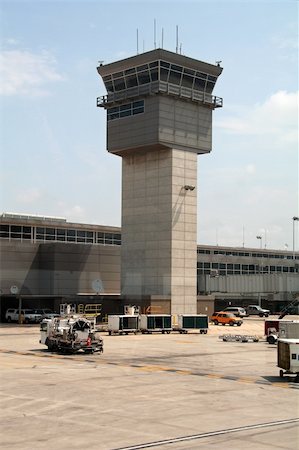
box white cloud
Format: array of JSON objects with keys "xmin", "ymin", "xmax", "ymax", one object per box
[
  {"xmin": 4, "ymin": 38, "xmax": 19, "ymax": 46},
  {"xmin": 216, "ymin": 91, "xmax": 298, "ymax": 145},
  {"xmin": 245, "ymin": 164, "xmax": 256, "ymax": 175},
  {"xmin": 0, "ymin": 49, "xmax": 65, "ymax": 96},
  {"xmin": 16, "ymin": 188, "xmax": 43, "ymax": 203}
]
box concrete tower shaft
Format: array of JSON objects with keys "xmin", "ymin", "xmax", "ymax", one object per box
[{"xmin": 97, "ymin": 48, "xmax": 222, "ymax": 314}]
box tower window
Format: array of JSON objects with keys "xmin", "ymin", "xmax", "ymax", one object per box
[{"xmin": 107, "ymin": 100, "xmax": 144, "ymax": 121}]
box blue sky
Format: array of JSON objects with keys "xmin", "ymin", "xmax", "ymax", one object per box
[{"xmin": 0, "ymin": 0, "xmax": 298, "ymax": 250}]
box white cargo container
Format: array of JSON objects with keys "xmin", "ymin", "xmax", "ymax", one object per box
[
  {"xmin": 139, "ymin": 315, "xmax": 172, "ymax": 334},
  {"xmin": 108, "ymin": 315, "xmax": 139, "ymax": 335},
  {"xmin": 277, "ymin": 338, "xmax": 299, "ymax": 379}
]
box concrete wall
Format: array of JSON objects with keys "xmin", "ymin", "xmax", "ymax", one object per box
[
  {"xmin": 121, "ymin": 148, "xmax": 197, "ymax": 314},
  {"xmin": 0, "ymin": 241, "xmax": 120, "ymax": 297},
  {"xmin": 159, "ymin": 96, "xmax": 212, "ymax": 153},
  {"xmin": 107, "ymin": 96, "xmax": 212, "ymax": 155}
]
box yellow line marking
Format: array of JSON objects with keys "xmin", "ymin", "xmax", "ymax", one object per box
[
  {"xmin": 206, "ymin": 373, "xmax": 222, "ymax": 379},
  {"xmin": 0, "ymin": 349, "xmax": 297, "ymax": 390},
  {"xmin": 176, "ymin": 370, "xmax": 193, "ymax": 375},
  {"xmin": 137, "ymin": 366, "xmax": 162, "ymax": 372},
  {"xmin": 272, "ymin": 383, "xmax": 291, "ymax": 389}
]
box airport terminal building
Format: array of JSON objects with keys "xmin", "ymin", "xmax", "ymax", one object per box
[{"xmin": 0, "ymin": 213, "xmax": 298, "ymax": 321}]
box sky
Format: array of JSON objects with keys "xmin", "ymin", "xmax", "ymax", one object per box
[{"xmin": 0, "ymin": 0, "xmax": 298, "ymax": 251}]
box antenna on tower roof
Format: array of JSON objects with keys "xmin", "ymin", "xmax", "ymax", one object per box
[
  {"xmin": 136, "ymin": 28, "xmax": 139, "ymax": 54},
  {"xmin": 154, "ymin": 19, "xmax": 156, "ymax": 49},
  {"xmin": 161, "ymin": 27, "xmax": 164, "ymax": 49},
  {"xmin": 176, "ymin": 25, "xmax": 179, "ymax": 53}
]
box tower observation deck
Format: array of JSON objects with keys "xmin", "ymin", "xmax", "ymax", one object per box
[{"xmin": 97, "ymin": 48, "xmax": 223, "ymax": 314}]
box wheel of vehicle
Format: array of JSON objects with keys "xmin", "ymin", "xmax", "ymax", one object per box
[
  {"xmin": 259, "ymin": 313, "xmax": 263, "ymax": 317},
  {"xmin": 265, "ymin": 313, "xmax": 269, "ymax": 317},
  {"xmin": 204, "ymin": 330, "xmax": 208, "ymax": 334},
  {"xmin": 268, "ymin": 335, "xmax": 276, "ymax": 345},
  {"xmin": 237, "ymin": 322, "xmax": 242, "ymax": 326},
  {"xmin": 45, "ymin": 338, "xmax": 53, "ymax": 351},
  {"xmin": 214, "ymin": 320, "xmax": 218, "ymax": 325},
  {"xmin": 166, "ymin": 331, "xmax": 171, "ymax": 334},
  {"xmin": 7, "ymin": 317, "xmax": 11, "ymax": 323},
  {"xmin": 229, "ymin": 321, "xmax": 234, "ymax": 326},
  {"xmin": 279, "ymin": 369, "xmax": 284, "ymax": 378},
  {"xmin": 108, "ymin": 330, "xmax": 112, "ymax": 336}
]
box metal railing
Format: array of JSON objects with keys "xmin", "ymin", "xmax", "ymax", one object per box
[{"xmin": 97, "ymin": 81, "xmax": 223, "ymax": 109}]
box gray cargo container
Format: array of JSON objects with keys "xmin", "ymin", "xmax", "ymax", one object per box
[
  {"xmin": 139, "ymin": 314, "xmax": 172, "ymax": 334},
  {"xmin": 278, "ymin": 321, "xmax": 299, "ymax": 339},
  {"xmin": 173, "ymin": 314, "xmax": 208, "ymax": 334}
]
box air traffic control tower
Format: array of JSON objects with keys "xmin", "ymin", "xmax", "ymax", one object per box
[{"xmin": 97, "ymin": 49, "xmax": 222, "ymax": 314}]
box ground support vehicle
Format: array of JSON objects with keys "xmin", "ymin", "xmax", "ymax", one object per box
[
  {"xmin": 265, "ymin": 319, "xmax": 280, "ymax": 343},
  {"xmin": 219, "ymin": 334, "xmax": 259, "ymax": 343},
  {"xmin": 172, "ymin": 314, "xmax": 208, "ymax": 334},
  {"xmin": 6, "ymin": 308, "xmax": 42, "ymax": 323},
  {"xmin": 223, "ymin": 307, "xmax": 248, "ymax": 317},
  {"xmin": 277, "ymin": 339, "xmax": 299, "ymax": 380},
  {"xmin": 139, "ymin": 314, "xmax": 172, "ymax": 334},
  {"xmin": 40, "ymin": 316, "xmax": 104, "ymax": 354},
  {"xmin": 265, "ymin": 320, "xmax": 299, "ymax": 344},
  {"xmin": 246, "ymin": 305, "xmax": 270, "ymax": 317},
  {"xmin": 211, "ymin": 312, "xmax": 243, "ymax": 327},
  {"xmin": 108, "ymin": 314, "xmax": 139, "ymax": 335}
]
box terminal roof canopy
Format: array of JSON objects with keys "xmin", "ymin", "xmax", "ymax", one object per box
[{"xmin": 97, "ymin": 48, "xmax": 223, "ymax": 95}]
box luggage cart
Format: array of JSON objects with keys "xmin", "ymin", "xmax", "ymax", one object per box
[
  {"xmin": 278, "ymin": 339, "xmax": 299, "ymax": 380},
  {"xmin": 219, "ymin": 334, "xmax": 259, "ymax": 343},
  {"xmin": 139, "ymin": 315, "xmax": 172, "ymax": 334},
  {"xmin": 107, "ymin": 315, "xmax": 139, "ymax": 335},
  {"xmin": 172, "ymin": 314, "xmax": 209, "ymax": 334}
]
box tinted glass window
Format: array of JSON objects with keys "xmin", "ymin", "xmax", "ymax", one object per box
[
  {"xmin": 113, "ymin": 77, "xmax": 126, "ymax": 91},
  {"xmin": 126, "ymin": 74, "xmax": 138, "ymax": 88},
  {"xmin": 169, "ymin": 70, "xmax": 182, "ymax": 85},
  {"xmin": 137, "ymin": 71, "xmax": 150, "ymax": 84},
  {"xmin": 160, "ymin": 67, "xmax": 169, "ymax": 82},
  {"xmin": 150, "ymin": 68, "xmax": 158, "ymax": 81},
  {"xmin": 182, "ymin": 74, "xmax": 193, "ymax": 89}
]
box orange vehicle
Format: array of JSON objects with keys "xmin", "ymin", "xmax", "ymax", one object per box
[{"xmin": 211, "ymin": 311, "xmax": 243, "ymax": 327}]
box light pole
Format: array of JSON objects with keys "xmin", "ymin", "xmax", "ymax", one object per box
[
  {"xmin": 256, "ymin": 236, "xmax": 263, "ymax": 306},
  {"xmin": 293, "ymin": 216, "xmax": 299, "ymax": 260}
]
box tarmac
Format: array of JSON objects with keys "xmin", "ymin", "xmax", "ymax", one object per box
[{"xmin": 0, "ymin": 317, "xmax": 298, "ymax": 450}]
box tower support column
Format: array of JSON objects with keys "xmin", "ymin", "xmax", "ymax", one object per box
[{"xmin": 121, "ymin": 148, "xmax": 197, "ymax": 314}]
